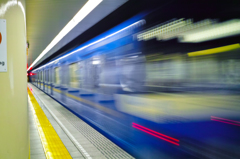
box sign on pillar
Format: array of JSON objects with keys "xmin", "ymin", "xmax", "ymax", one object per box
[{"xmin": 0, "ymin": 19, "xmax": 7, "ymax": 72}]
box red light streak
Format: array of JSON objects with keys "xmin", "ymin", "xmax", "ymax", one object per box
[
  {"xmin": 132, "ymin": 123, "xmax": 179, "ymax": 146},
  {"xmin": 211, "ymin": 116, "xmax": 240, "ymax": 124},
  {"xmin": 211, "ymin": 119, "xmax": 240, "ymax": 127},
  {"xmin": 133, "ymin": 125, "xmax": 179, "ymax": 146},
  {"xmin": 133, "ymin": 123, "xmax": 179, "ymax": 142}
]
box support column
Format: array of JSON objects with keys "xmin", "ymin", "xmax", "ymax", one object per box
[{"xmin": 0, "ymin": 0, "xmax": 28, "ymax": 159}]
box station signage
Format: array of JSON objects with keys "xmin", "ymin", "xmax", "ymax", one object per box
[{"xmin": 0, "ymin": 19, "xmax": 7, "ymax": 72}]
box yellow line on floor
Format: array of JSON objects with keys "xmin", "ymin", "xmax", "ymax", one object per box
[{"xmin": 28, "ymin": 87, "xmax": 72, "ymax": 159}]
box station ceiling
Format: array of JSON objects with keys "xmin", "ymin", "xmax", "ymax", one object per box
[{"xmin": 26, "ymin": 0, "xmax": 127, "ymax": 69}]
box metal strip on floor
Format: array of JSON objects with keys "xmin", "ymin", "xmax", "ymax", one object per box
[{"xmin": 28, "ymin": 87, "xmax": 72, "ymax": 159}]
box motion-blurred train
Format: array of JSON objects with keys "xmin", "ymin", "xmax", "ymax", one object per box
[{"xmin": 30, "ymin": 3, "xmax": 240, "ymax": 159}]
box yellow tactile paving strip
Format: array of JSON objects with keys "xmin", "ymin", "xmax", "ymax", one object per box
[{"xmin": 28, "ymin": 87, "xmax": 72, "ymax": 159}]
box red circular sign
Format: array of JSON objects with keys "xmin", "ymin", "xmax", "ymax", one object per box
[{"xmin": 0, "ymin": 32, "xmax": 2, "ymax": 44}]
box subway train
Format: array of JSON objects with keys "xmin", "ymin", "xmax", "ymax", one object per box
[{"xmin": 30, "ymin": 4, "xmax": 240, "ymax": 159}]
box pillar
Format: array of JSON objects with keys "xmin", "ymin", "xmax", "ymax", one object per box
[{"xmin": 0, "ymin": 0, "xmax": 29, "ymax": 158}]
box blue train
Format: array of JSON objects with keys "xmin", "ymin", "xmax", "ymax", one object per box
[{"xmin": 30, "ymin": 7, "xmax": 240, "ymax": 159}]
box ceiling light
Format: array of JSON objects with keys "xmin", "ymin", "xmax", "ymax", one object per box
[
  {"xmin": 180, "ymin": 19, "xmax": 240, "ymax": 43},
  {"xmin": 27, "ymin": 0, "xmax": 103, "ymax": 71}
]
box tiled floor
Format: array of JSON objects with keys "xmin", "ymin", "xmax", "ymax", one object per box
[
  {"xmin": 29, "ymin": 93, "xmax": 84, "ymax": 159},
  {"xmin": 29, "ymin": 102, "xmax": 46, "ymax": 159},
  {"xmin": 28, "ymin": 88, "xmax": 73, "ymax": 158},
  {"xmin": 28, "ymin": 83, "xmax": 134, "ymax": 159}
]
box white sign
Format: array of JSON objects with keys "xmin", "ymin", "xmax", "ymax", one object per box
[{"xmin": 0, "ymin": 19, "xmax": 7, "ymax": 72}]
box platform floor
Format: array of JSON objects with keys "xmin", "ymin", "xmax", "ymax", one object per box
[
  {"xmin": 29, "ymin": 100, "xmax": 46, "ymax": 159},
  {"xmin": 28, "ymin": 83, "xmax": 134, "ymax": 159}
]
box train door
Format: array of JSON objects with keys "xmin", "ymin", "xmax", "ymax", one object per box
[
  {"xmin": 79, "ymin": 60, "xmax": 87, "ymax": 91},
  {"xmin": 34, "ymin": 74, "xmax": 36, "ymax": 84},
  {"xmin": 60, "ymin": 64, "xmax": 68, "ymax": 103},
  {"xmin": 39, "ymin": 71, "xmax": 41, "ymax": 88},
  {"xmin": 41, "ymin": 71, "xmax": 43, "ymax": 90},
  {"xmin": 36, "ymin": 72, "xmax": 38, "ymax": 87},
  {"xmin": 86, "ymin": 59, "xmax": 95, "ymax": 90},
  {"xmin": 49, "ymin": 68, "xmax": 53, "ymax": 95},
  {"xmin": 54, "ymin": 67, "xmax": 60, "ymax": 97},
  {"xmin": 98, "ymin": 55, "xmax": 119, "ymax": 95},
  {"xmin": 43, "ymin": 70, "xmax": 45, "ymax": 91},
  {"xmin": 80, "ymin": 59, "xmax": 95, "ymax": 93},
  {"xmin": 39, "ymin": 71, "xmax": 41, "ymax": 89},
  {"xmin": 40, "ymin": 71, "xmax": 42, "ymax": 89},
  {"xmin": 69, "ymin": 62, "xmax": 80, "ymax": 90},
  {"xmin": 118, "ymin": 54, "xmax": 146, "ymax": 92},
  {"xmin": 91, "ymin": 57, "xmax": 101, "ymax": 89},
  {"xmin": 78, "ymin": 61, "xmax": 85, "ymax": 91},
  {"xmin": 78, "ymin": 57, "xmax": 101, "ymax": 95},
  {"xmin": 45, "ymin": 69, "xmax": 48, "ymax": 93},
  {"xmin": 37, "ymin": 71, "xmax": 39, "ymax": 88}
]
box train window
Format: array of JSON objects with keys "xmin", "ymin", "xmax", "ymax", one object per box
[
  {"xmin": 50, "ymin": 69, "xmax": 53, "ymax": 83},
  {"xmin": 49, "ymin": 69, "xmax": 51, "ymax": 83},
  {"xmin": 45, "ymin": 70, "xmax": 48, "ymax": 82},
  {"xmin": 42, "ymin": 71, "xmax": 44, "ymax": 82},
  {"xmin": 69, "ymin": 63, "xmax": 79, "ymax": 88},
  {"xmin": 40, "ymin": 71, "xmax": 42, "ymax": 81},
  {"xmin": 54, "ymin": 67, "xmax": 60, "ymax": 85},
  {"xmin": 62, "ymin": 65, "xmax": 68, "ymax": 86}
]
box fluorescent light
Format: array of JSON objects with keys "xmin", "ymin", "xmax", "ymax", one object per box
[
  {"xmin": 180, "ymin": 19, "xmax": 240, "ymax": 43},
  {"xmin": 27, "ymin": 0, "xmax": 103, "ymax": 71}
]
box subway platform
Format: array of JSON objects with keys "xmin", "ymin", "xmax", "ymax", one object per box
[{"xmin": 28, "ymin": 83, "xmax": 134, "ymax": 159}]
